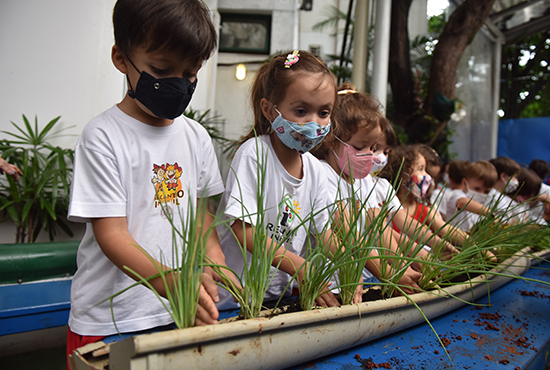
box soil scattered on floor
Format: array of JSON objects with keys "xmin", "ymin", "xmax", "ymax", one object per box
[
  {"xmin": 517, "ymin": 289, "xmax": 550, "ymax": 299},
  {"xmin": 354, "ymin": 354, "xmax": 392, "ymax": 369}
]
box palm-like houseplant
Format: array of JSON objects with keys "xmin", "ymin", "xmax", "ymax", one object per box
[{"xmin": 0, "ymin": 115, "xmax": 74, "ymax": 243}]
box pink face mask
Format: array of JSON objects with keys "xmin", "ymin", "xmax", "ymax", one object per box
[{"xmin": 333, "ymin": 137, "xmax": 374, "ymax": 179}]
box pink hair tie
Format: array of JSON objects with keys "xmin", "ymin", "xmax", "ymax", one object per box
[{"xmin": 284, "ymin": 51, "xmax": 300, "ymax": 68}]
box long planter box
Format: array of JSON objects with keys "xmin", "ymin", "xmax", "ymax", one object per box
[{"xmin": 71, "ymin": 250, "xmax": 533, "ymax": 370}]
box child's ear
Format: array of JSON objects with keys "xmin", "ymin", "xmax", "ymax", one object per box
[
  {"xmin": 260, "ymin": 98, "xmax": 277, "ymax": 122},
  {"xmin": 111, "ymin": 45, "xmax": 129, "ymax": 74},
  {"xmin": 499, "ymin": 172, "xmax": 509, "ymax": 184}
]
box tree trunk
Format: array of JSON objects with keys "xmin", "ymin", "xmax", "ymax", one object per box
[
  {"xmin": 388, "ymin": 0, "xmax": 414, "ymax": 129},
  {"xmin": 425, "ymin": 0, "xmax": 496, "ymax": 116}
]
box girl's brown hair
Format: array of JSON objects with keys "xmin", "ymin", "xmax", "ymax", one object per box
[
  {"xmin": 239, "ymin": 51, "xmax": 337, "ymax": 146},
  {"xmin": 379, "ymin": 144, "xmax": 421, "ymax": 190},
  {"xmin": 489, "ymin": 156, "xmax": 521, "ymax": 178},
  {"xmin": 312, "ymin": 82, "xmax": 385, "ymax": 159},
  {"xmin": 514, "ymin": 167, "xmax": 541, "ymax": 199}
]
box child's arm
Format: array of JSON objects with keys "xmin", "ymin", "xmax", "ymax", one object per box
[
  {"xmin": 392, "ymin": 208, "xmax": 461, "ymax": 254},
  {"xmin": 231, "ymin": 219, "xmax": 340, "ymax": 308},
  {"xmin": 92, "ymin": 217, "xmax": 219, "ymax": 326},
  {"xmin": 333, "ymin": 207, "xmax": 421, "ymax": 298},
  {"xmin": 456, "ymin": 197, "xmax": 491, "ymax": 216},
  {"xmin": 319, "ymin": 228, "xmax": 364, "ymax": 304},
  {"xmin": 361, "ymin": 248, "xmax": 422, "ymax": 296},
  {"xmin": 198, "ymin": 199, "xmax": 242, "ymax": 295}
]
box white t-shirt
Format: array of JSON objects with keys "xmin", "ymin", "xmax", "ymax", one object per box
[
  {"xmin": 321, "ymin": 160, "xmax": 380, "ymax": 225},
  {"xmin": 484, "ymin": 188, "xmax": 526, "ymax": 224},
  {"xmin": 68, "ymin": 106, "xmax": 224, "ymax": 335},
  {"xmin": 216, "ymin": 135, "xmax": 330, "ymax": 309},
  {"xmin": 430, "ymin": 185, "xmax": 449, "ymax": 220},
  {"xmin": 445, "ymin": 188, "xmax": 479, "ymax": 232},
  {"xmin": 320, "ymin": 161, "xmax": 380, "ymax": 283},
  {"xmin": 371, "ymin": 177, "xmax": 402, "ymax": 215},
  {"xmin": 540, "ymin": 182, "xmax": 550, "ymax": 198}
]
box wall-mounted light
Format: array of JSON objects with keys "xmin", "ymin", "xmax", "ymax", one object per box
[{"xmin": 235, "ymin": 63, "xmax": 246, "ymax": 81}]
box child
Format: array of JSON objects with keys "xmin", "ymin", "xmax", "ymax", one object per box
[
  {"xmin": 380, "ymin": 145, "xmax": 465, "ymax": 256},
  {"xmin": 486, "ymin": 156, "xmax": 524, "ymax": 222},
  {"xmin": 312, "ymin": 83, "xmax": 422, "ymax": 295},
  {"xmin": 444, "ymin": 160, "xmax": 497, "ymax": 232},
  {"xmin": 66, "ymin": 0, "xmax": 234, "ymax": 362},
  {"xmin": 511, "ymin": 167, "xmax": 550, "ymax": 225},
  {"xmin": 417, "ymin": 145, "xmax": 447, "ymax": 219},
  {"xmin": 216, "ymin": 51, "xmax": 351, "ymax": 310},
  {"xmin": 529, "ymin": 159, "xmax": 550, "ymax": 198}
]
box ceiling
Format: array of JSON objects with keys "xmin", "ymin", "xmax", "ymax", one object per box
[{"xmin": 489, "ymin": 0, "xmax": 550, "ymax": 43}]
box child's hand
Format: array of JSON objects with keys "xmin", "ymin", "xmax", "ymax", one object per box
[
  {"xmin": 312, "ymin": 281, "xmax": 340, "ymax": 308},
  {"xmin": 353, "ymin": 277, "xmax": 364, "ymax": 304},
  {"xmin": 315, "ymin": 289, "xmax": 340, "ymax": 308},
  {"xmin": 195, "ymin": 273, "xmax": 219, "ymax": 326},
  {"xmin": 395, "ymin": 267, "xmax": 422, "ymax": 296},
  {"xmin": 204, "ymin": 264, "xmax": 243, "ymax": 294}
]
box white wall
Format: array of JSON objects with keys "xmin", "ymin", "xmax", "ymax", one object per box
[
  {"xmin": 0, "ymin": 0, "xmax": 120, "ymax": 149},
  {"xmin": 0, "ymin": 0, "xmax": 217, "ymax": 243}
]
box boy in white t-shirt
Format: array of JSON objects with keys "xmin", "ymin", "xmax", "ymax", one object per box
[
  {"xmin": 486, "ymin": 156, "xmax": 525, "ymax": 223},
  {"xmin": 66, "ymin": 0, "xmax": 236, "ymax": 362},
  {"xmin": 445, "ymin": 160, "xmax": 497, "ymax": 231}
]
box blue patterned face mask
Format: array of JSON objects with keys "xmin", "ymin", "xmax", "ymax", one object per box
[{"xmin": 271, "ymin": 107, "xmax": 330, "ymax": 154}]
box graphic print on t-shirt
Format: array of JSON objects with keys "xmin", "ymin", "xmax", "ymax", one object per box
[
  {"xmin": 267, "ymin": 194, "xmax": 301, "ymax": 244},
  {"xmin": 152, "ymin": 162, "xmax": 185, "ymax": 214}
]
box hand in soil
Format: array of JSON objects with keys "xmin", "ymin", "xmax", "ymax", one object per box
[
  {"xmin": 353, "ymin": 278, "xmax": 364, "ymax": 304},
  {"xmin": 195, "ymin": 273, "xmax": 220, "ymax": 326},
  {"xmin": 204, "ymin": 265, "xmax": 242, "ymax": 301},
  {"xmin": 395, "ymin": 267, "xmax": 422, "ymax": 296},
  {"xmin": 315, "ymin": 286, "xmax": 340, "ymax": 308}
]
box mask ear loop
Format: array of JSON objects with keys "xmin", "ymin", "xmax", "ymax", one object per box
[{"xmin": 124, "ymin": 55, "xmax": 141, "ymax": 99}]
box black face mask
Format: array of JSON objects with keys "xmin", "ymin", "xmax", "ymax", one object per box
[{"xmin": 126, "ymin": 56, "xmax": 197, "ymax": 120}]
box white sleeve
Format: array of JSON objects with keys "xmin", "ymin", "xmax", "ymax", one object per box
[
  {"xmin": 222, "ymin": 142, "xmax": 263, "ymax": 227},
  {"xmin": 197, "ymin": 133, "xmax": 224, "ymax": 198},
  {"xmin": 374, "ymin": 178, "xmax": 402, "ymax": 214},
  {"xmin": 68, "ymin": 131, "xmax": 127, "ymax": 223}
]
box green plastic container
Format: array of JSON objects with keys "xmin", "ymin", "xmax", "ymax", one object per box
[{"xmin": 0, "ymin": 241, "xmax": 79, "ymax": 284}]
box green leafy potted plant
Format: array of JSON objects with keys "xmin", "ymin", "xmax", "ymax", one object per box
[{"xmin": 0, "ymin": 115, "xmax": 75, "ymax": 243}]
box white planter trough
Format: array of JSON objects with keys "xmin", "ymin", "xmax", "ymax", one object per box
[{"xmin": 71, "ymin": 251, "xmax": 532, "ymax": 370}]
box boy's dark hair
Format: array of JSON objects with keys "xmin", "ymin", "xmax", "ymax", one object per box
[
  {"xmin": 515, "ymin": 167, "xmax": 541, "ymax": 198},
  {"xmin": 113, "ymin": 0, "xmax": 217, "ymax": 65},
  {"xmin": 465, "ymin": 160, "xmax": 498, "ymax": 188},
  {"xmin": 528, "ymin": 159, "xmax": 550, "ymax": 180},
  {"xmin": 313, "ymin": 82, "xmax": 384, "ymax": 159},
  {"xmin": 489, "ymin": 156, "xmax": 521, "ymax": 178},
  {"xmin": 447, "ymin": 160, "xmax": 469, "ymax": 185}
]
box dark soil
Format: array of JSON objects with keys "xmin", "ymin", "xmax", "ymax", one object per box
[
  {"xmin": 354, "ymin": 353, "xmax": 393, "ymax": 369},
  {"xmin": 517, "ymin": 289, "xmax": 550, "ymax": 299},
  {"xmin": 262, "ymin": 287, "xmax": 385, "ymax": 316}
]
